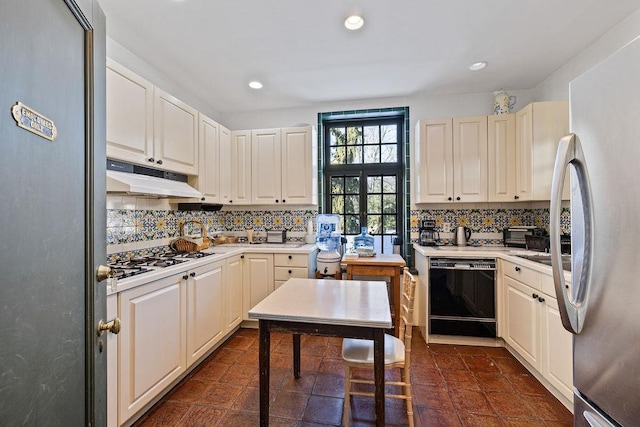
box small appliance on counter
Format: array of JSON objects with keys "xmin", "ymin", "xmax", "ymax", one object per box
[
  {"xmin": 266, "ymin": 229, "xmax": 286, "ymax": 243},
  {"xmin": 418, "ymin": 220, "xmax": 439, "ymax": 246},
  {"xmin": 502, "ymin": 226, "xmax": 538, "ymax": 248},
  {"xmin": 454, "ymin": 226, "xmax": 471, "ymax": 246},
  {"xmin": 315, "ymin": 214, "xmax": 342, "ymax": 277}
]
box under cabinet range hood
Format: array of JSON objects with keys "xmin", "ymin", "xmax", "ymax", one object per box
[{"xmin": 106, "ymin": 159, "xmax": 202, "ymax": 198}]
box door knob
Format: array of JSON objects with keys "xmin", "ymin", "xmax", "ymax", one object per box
[
  {"xmin": 97, "ymin": 318, "xmax": 121, "ymax": 336},
  {"xmin": 96, "ymin": 265, "xmax": 113, "ymax": 282}
]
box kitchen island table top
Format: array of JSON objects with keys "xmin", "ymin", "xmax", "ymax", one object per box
[{"xmin": 249, "ymin": 278, "xmax": 391, "ymax": 427}]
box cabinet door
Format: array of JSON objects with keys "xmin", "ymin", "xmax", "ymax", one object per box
[
  {"xmin": 251, "ymin": 128, "xmax": 282, "ymax": 204},
  {"xmin": 225, "ymin": 255, "xmax": 243, "ymax": 331},
  {"xmin": 503, "ymin": 276, "xmax": 541, "ymax": 370},
  {"xmin": 186, "ymin": 262, "xmax": 224, "ymax": 367},
  {"xmin": 198, "ymin": 114, "xmax": 220, "ymax": 202},
  {"xmin": 118, "ymin": 274, "xmax": 186, "ymax": 424},
  {"xmin": 541, "ymin": 296, "xmax": 574, "ymax": 402},
  {"xmin": 230, "ymin": 130, "xmax": 252, "ymax": 204},
  {"xmin": 242, "ymin": 253, "xmax": 274, "ymax": 320},
  {"xmin": 414, "ymin": 119, "xmax": 454, "ymax": 203},
  {"xmin": 515, "ymin": 104, "xmax": 533, "ymax": 201},
  {"xmin": 488, "ymin": 114, "xmax": 517, "ymax": 202},
  {"xmin": 106, "ymin": 59, "xmax": 153, "ymax": 166},
  {"xmin": 219, "ymin": 125, "xmax": 232, "ymax": 204},
  {"xmin": 153, "ymin": 88, "xmax": 198, "ymax": 175},
  {"xmin": 281, "ymin": 126, "xmax": 316, "ymax": 204},
  {"xmin": 453, "ymin": 116, "xmax": 488, "ymax": 202}
]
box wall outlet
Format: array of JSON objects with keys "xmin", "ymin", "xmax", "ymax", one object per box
[{"xmin": 442, "ymin": 222, "xmax": 451, "ymax": 233}]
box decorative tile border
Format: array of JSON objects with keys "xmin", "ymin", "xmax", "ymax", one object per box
[{"xmin": 107, "ymin": 208, "xmax": 319, "ymax": 246}]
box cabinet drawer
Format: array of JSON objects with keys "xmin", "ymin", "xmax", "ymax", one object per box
[
  {"xmin": 541, "ymin": 271, "xmax": 572, "ymax": 298},
  {"xmin": 503, "ymin": 260, "xmax": 540, "ymax": 290},
  {"xmin": 274, "ymin": 253, "xmax": 307, "ymax": 268},
  {"xmin": 274, "ymin": 266, "xmax": 308, "ymax": 281}
]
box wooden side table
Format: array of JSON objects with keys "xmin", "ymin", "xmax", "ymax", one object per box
[{"xmin": 341, "ymin": 254, "xmax": 406, "ymax": 337}]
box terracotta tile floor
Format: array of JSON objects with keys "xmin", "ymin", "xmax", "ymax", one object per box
[{"xmin": 134, "ymin": 328, "xmax": 573, "ymax": 426}]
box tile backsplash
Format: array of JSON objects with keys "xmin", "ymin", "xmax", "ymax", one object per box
[
  {"xmin": 410, "ymin": 206, "xmax": 571, "ymax": 246},
  {"xmin": 107, "ymin": 196, "xmax": 571, "ymax": 258}
]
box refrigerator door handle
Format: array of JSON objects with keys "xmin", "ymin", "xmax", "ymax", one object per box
[
  {"xmin": 550, "ymin": 133, "xmax": 593, "ymax": 334},
  {"xmin": 583, "ymin": 410, "xmax": 616, "ymax": 427}
]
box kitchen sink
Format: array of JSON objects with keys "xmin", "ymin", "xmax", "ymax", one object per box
[{"xmin": 516, "ymin": 253, "xmax": 572, "ymax": 271}]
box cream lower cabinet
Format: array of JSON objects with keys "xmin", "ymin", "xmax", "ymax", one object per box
[
  {"xmin": 242, "ymin": 253, "xmax": 274, "ymax": 319},
  {"xmin": 118, "ymin": 273, "xmax": 187, "ymax": 425},
  {"xmin": 274, "ymin": 253, "xmax": 311, "ymax": 289},
  {"xmin": 502, "ymin": 261, "xmax": 573, "ymax": 403},
  {"xmin": 225, "ymin": 254, "xmax": 243, "ymax": 331},
  {"xmin": 186, "ymin": 261, "xmax": 225, "ymax": 367}
]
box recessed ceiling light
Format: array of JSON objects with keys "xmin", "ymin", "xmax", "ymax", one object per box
[
  {"xmin": 344, "ymin": 15, "xmax": 364, "ymax": 31},
  {"xmin": 469, "ymin": 61, "xmax": 488, "ymax": 71},
  {"xmin": 248, "ymin": 81, "xmax": 263, "ymax": 89}
]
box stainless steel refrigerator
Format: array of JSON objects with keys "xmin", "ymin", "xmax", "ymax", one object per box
[{"xmin": 550, "ymin": 35, "xmax": 640, "ymax": 426}]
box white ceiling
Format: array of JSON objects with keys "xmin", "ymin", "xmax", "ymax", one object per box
[{"xmin": 99, "ymin": 0, "xmax": 639, "ymax": 113}]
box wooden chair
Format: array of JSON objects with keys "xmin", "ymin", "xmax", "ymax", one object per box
[{"xmin": 341, "ymin": 267, "xmax": 417, "ymax": 426}]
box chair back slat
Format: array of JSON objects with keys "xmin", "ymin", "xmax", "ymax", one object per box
[{"xmin": 398, "ymin": 267, "xmax": 416, "ymax": 360}]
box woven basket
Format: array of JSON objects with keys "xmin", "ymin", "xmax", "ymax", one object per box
[{"xmin": 171, "ymin": 220, "xmax": 210, "ymax": 252}]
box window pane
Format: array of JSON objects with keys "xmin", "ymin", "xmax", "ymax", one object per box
[
  {"xmin": 331, "ymin": 196, "xmax": 344, "ymax": 214},
  {"xmin": 384, "ymin": 216, "xmax": 397, "ymax": 234},
  {"xmin": 382, "ymin": 176, "xmax": 396, "ymax": 193},
  {"xmin": 383, "ymin": 195, "xmax": 396, "ymax": 213},
  {"xmin": 367, "ymin": 176, "xmax": 381, "ymax": 193},
  {"xmin": 331, "ymin": 177, "xmax": 344, "ymax": 194},
  {"xmin": 381, "ymin": 125, "xmax": 397, "ymax": 143},
  {"xmin": 345, "ymin": 215, "xmax": 360, "ymax": 234},
  {"xmin": 345, "ymin": 195, "xmax": 359, "ymax": 214},
  {"xmin": 347, "ymin": 146, "xmax": 362, "ymax": 164},
  {"xmin": 380, "ymin": 144, "xmax": 397, "ymax": 163},
  {"xmin": 367, "ymin": 215, "xmax": 382, "ymax": 234},
  {"xmin": 330, "ymin": 146, "xmax": 345, "ymax": 164},
  {"xmin": 330, "ymin": 128, "xmax": 346, "ymax": 146},
  {"xmin": 367, "ymin": 195, "xmax": 382, "ymax": 213},
  {"xmin": 345, "ymin": 177, "xmax": 359, "ymax": 194},
  {"xmin": 364, "ymin": 126, "xmax": 379, "ymax": 144},
  {"xmin": 346, "ymin": 127, "xmax": 362, "ymax": 145},
  {"xmin": 363, "ymin": 145, "xmax": 379, "ymax": 163}
]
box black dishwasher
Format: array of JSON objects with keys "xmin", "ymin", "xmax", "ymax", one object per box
[{"xmin": 429, "ymin": 258, "xmax": 497, "ymax": 338}]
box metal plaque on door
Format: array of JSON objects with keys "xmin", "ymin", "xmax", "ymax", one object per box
[{"xmin": 11, "ymin": 102, "xmax": 58, "ymax": 141}]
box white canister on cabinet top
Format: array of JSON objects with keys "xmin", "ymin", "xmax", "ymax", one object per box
[{"xmin": 493, "ymin": 90, "xmax": 516, "ymax": 115}]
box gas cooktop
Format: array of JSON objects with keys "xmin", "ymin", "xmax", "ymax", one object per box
[{"xmin": 108, "ymin": 251, "xmax": 217, "ymax": 280}]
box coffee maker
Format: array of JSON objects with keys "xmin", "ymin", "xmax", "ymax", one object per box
[{"xmin": 418, "ymin": 219, "xmax": 439, "ymax": 246}]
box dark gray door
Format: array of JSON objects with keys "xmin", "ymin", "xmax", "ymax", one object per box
[{"xmin": 0, "ymin": 0, "xmax": 106, "ymax": 425}]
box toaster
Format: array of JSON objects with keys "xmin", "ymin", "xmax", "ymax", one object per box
[{"xmin": 266, "ymin": 230, "xmax": 286, "ymax": 243}]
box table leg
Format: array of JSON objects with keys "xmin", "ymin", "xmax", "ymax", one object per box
[
  {"xmin": 293, "ymin": 334, "xmax": 301, "ymax": 378},
  {"xmin": 393, "ymin": 268, "xmax": 401, "ymax": 337},
  {"xmin": 373, "ymin": 327, "xmax": 385, "ymax": 427},
  {"xmin": 259, "ymin": 320, "xmax": 270, "ymax": 427}
]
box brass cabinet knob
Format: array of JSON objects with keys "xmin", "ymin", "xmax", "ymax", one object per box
[{"xmin": 97, "ymin": 318, "xmax": 121, "ymax": 336}]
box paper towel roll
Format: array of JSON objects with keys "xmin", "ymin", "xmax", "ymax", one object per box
[{"xmin": 307, "ymin": 219, "xmax": 313, "ymax": 235}]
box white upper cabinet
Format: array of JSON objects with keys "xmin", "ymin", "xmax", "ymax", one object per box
[
  {"xmin": 515, "ymin": 101, "xmax": 570, "ymax": 201},
  {"xmin": 194, "ymin": 113, "xmax": 220, "ymax": 202},
  {"xmin": 414, "ymin": 117, "xmax": 487, "ymax": 203},
  {"xmin": 251, "ymin": 128, "xmax": 282, "ymax": 204},
  {"xmin": 453, "ymin": 116, "xmax": 488, "ymax": 202},
  {"xmin": 106, "ymin": 59, "xmax": 154, "ymax": 166},
  {"xmin": 218, "ymin": 125, "xmax": 232, "ymax": 204},
  {"xmin": 229, "ymin": 130, "xmax": 252, "ymax": 205},
  {"xmin": 281, "ymin": 127, "xmax": 318, "ymax": 205},
  {"xmin": 488, "ymin": 114, "xmax": 517, "ymax": 202},
  {"xmin": 106, "ymin": 59, "xmax": 199, "ymax": 175},
  {"xmin": 153, "ymin": 88, "xmax": 199, "ymax": 175},
  {"xmin": 414, "ymin": 118, "xmax": 454, "ymax": 203}
]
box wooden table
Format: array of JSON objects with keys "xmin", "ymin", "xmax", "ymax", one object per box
[
  {"xmin": 248, "ymin": 278, "xmax": 392, "ymax": 427},
  {"xmin": 341, "ymin": 253, "xmax": 406, "ymax": 336}
]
